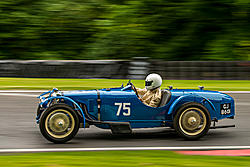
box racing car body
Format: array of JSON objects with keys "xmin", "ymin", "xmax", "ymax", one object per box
[{"xmin": 36, "ymin": 82, "xmax": 235, "ymax": 143}]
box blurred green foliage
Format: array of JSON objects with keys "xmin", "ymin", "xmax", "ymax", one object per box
[
  {"xmin": 1, "ymin": 78, "xmax": 250, "ymax": 91},
  {"xmin": 0, "ymin": 0, "xmax": 249, "ymax": 60}
]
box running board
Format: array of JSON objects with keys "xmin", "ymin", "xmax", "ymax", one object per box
[
  {"xmin": 210, "ymin": 125, "xmax": 235, "ymax": 129},
  {"xmin": 109, "ymin": 122, "xmax": 132, "ymax": 134}
]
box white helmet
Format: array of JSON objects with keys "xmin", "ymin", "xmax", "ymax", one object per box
[{"xmin": 145, "ymin": 73, "xmax": 162, "ymax": 90}]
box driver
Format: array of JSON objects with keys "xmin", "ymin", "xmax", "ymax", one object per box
[{"xmin": 136, "ymin": 73, "xmax": 162, "ymax": 107}]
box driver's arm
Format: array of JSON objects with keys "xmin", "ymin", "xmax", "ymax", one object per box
[{"xmin": 136, "ymin": 88, "xmax": 147, "ymax": 96}]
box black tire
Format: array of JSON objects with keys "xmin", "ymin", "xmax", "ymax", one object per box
[
  {"xmin": 173, "ymin": 102, "xmax": 211, "ymax": 140},
  {"xmin": 39, "ymin": 104, "xmax": 80, "ymax": 143}
]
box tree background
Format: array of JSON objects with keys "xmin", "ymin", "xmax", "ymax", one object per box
[{"xmin": 0, "ymin": 0, "xmax": 249, "ymax": 60}]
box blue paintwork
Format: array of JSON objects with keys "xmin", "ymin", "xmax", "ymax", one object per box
[{"xmin": 36, "ymin": 84, "xmax": 235, "ymax": 129}]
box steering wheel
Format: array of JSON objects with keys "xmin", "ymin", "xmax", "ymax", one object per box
[{"xmin": 127, "ymin": 80, "xmax": 139, "ymax": 98}]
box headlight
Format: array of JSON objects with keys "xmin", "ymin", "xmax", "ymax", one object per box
[
  {"xmin": 51, "ymin": 91, "xmax": 62, "ymax": 97},
  {"xmin": 38, "ymin": 89, "xmax": 62, "ymax": 105},
  {"xmin": 51, "ymin": 92, "xmax": 57, "ymax": 97}
]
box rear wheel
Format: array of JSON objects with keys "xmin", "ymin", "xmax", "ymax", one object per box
[
  {"xmin": 173, "ymin": 102, "xmax": 211, "ymax": 140},
  {"xmin": 39, "ymin": 104, "xmax": 79, "ymax": 143}
]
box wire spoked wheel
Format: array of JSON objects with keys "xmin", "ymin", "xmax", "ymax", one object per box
[
  {"xmin": 39, "ymin": 104, "xmax": 79, "ymax": 143},
  {"xmin": 174, "ymin": 103, "xmax": 211, "ymax": 140},
  {"xmin": 45, "ymin": 109, "xmax": 75, "ymax": 138},
  {"xmin": 179, "ymin": 108, "xmax": 206, "ymax": 135}
]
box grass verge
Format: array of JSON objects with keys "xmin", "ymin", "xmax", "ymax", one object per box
[
  {"xmin": 1, "ymin": 151, "xmax": 250, "ymax": 167},
  {"xmin": 0, "ymin": 77, "xmax": 250, "ymax": 91}
]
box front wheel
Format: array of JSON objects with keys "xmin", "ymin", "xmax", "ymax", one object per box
[
  {"xmin": 39, "ymin": 104, "xmax": 80, "ymax": 143},
  {"xmin": 173, "ymin": 102, "xmax": 211, "ymax": 140}
]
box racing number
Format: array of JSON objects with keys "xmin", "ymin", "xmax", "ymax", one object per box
[{"xmin": 115, "ymin": 103, "xmax": 131, "ymax": 116}]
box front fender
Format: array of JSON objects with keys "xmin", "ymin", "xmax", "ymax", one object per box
[
  {"xmin": 37, "ymin": 96, "xmax": 85, "ymax": 127},
  {"xmin": 168, "ymin": 94, "xmax": 216, "ymax": 118}
]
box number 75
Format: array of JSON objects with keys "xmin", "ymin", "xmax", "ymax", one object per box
[{"xmin": 114, "ymin": 103, "xmax": 131, "ymax": 116}]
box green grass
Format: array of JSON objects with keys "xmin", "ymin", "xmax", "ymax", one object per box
[
  {"xmin": 0, "ymin": 77, "xmax": 250, "ymax": 91},
  {"xmin": 0, "ymin": 151, "xmax": 249, "ymax": 167}
]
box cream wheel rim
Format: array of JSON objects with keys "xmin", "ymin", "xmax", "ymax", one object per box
[
  {"xmin": 45, "ymin": 109, "xmax": 75, "ymax": 139},
  {"xmin": 179, "ymin": 107, "xmax": 207, "ymax": 136}
]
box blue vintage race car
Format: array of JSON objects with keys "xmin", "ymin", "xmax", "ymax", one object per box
[{"xmin": 36, "ymin": 81, "xmax": 235, "ymax": 143}]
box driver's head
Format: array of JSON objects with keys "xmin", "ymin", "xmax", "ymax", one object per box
[{"xmin": 145, "ymin": 73, "xmax": 162, "ymax": 90}]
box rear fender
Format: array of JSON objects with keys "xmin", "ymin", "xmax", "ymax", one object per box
[
  {"xmin": 38, "ymin": 96, "xmax": 85, "ymax": 127},
  {"xmin": 168, "ymin": 94, "xmax": 216, "ymax": 119}
]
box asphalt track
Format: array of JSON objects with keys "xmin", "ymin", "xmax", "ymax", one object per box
[{"xmin": 0, "ymin": 92, "xmax": 249, "ymax": 150}]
